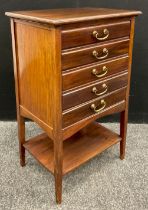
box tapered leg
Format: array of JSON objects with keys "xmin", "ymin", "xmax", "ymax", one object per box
[
  {"xmin": 18, "ymin": 115, "xmax": 26, "ymax": 166},
  {"xmin": 120, "ymin": 18, "xmax": 135, "ymax": 160},
  {"xmin": 54, "ymin": 139, "xmax": 63, "ymax": 204},
  {"xmin": 55, "ymin": 170, "xmax": 62, "ymax": 204},
  {"xmin": 120, "ymin": 110, "xmax": 128, "ymax": 160}
]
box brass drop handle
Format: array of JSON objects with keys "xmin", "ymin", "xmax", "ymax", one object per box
[
  {"xmin": 92, "ymin": 48, "xmax": 109, "ymax": 60},
  {"xmin": 92, "ymin": 84, "xmax": 108, "ymax": 96},
  {"xmin": 93, "ymin": 29, "xmax": 109, "ymax": 41},
  {"xmin": 90, "ymin": 99, "xmax": 106, "ymax": 113},
  {"xmin": 92, "ymin": 66, "xmax": 108, "ymax": 78}
]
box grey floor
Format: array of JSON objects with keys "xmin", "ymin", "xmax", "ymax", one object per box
[{"xmin": 0, "ymin": 122, "xmax": 148, "ymax": 210}]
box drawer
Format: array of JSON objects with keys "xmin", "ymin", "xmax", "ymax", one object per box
[
  {"xmin": 62, "ymin": 21, "xmax": 130, "ymax": 49},
  {"xmin": 62, "ymin": 38, "xmax": 129, "ymax": 70},
  {"xmin": 62, "ymin": 56, "xmax": 129, "ymax": 91},
  {"xmin": 63, "ymin": 72, "xmax": 128, "ymax": 110},
  {"xmin": 63, "ymin": 88, "xmax": 126, "ymax": 128}
]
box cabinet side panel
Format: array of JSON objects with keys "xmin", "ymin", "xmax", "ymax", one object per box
[{"xmin": 15, "ymin": 22, "xmax": 54, "ymax": 127}]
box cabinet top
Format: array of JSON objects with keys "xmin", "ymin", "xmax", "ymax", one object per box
[{"xmin": 6, "ymin": 7, "xmax": 141, "ymax": 25}]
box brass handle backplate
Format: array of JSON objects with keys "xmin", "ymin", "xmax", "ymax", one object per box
[
  {"xmin": 92, "ymin": 84, "xmax": 108, "ymax": 96},
  {"xmin": 92, "ymin": 66, "xmax": 108, "ymax": 78},
  {"xmin": 93, "ymin": 29, "xmax": 109, "ymax": 41},
  {"xmin": 92, "ymin": 48, "xmax": 109, "ymax": 60},
  {"xmin": 90, "ymin": 99, "xmax": 106, "ymax": 113}
]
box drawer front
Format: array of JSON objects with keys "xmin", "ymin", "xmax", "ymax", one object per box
[
  {"xmin": 63, "ymin": 72, "xmax": 128, "ymax": 110},
  {"xmin": 62, "ymin": 56, "xmax": 128, "ymax": 91},
  {"xmin": 63, "ymin": 88, "xmax": 126, "ymax": 128},
  {"xmin": 62, "ymin": 38, "xmax": 129, "ymax": 70},
  {"xmin": 62, "ymin": 21, "xmax": 130, "ymax": 49}
]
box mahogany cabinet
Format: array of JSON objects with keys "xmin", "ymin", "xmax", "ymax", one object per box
[{"xmin": 6, "ymin": 8, "xmax": 141, "ymax": 204}]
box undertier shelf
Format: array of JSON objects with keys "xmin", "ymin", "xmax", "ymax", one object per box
[{"xmin": 23, "ymin": 122, "xmax": 121, "ymax": 175}]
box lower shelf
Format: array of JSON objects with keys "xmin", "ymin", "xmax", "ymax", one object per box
[{"xmin": 23, "ymin": 122, "xmax": 121, "ymax": 175}]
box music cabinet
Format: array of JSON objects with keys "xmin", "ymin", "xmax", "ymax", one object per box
[{"xmin": 6, "ymin": 8, "xmax": 141, "ymax": 203}]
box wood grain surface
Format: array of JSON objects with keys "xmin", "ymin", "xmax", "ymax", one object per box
[
  {"xmin": 62, "ymin": 56, "xmax": 129, "ymax": 90},
  {"xmin": 23, "ymin": 122, "xmax": 121, "ymax": 175},
  {"xmin": 63, "ymin": 72, "xmax": 128, "ymax": 110},
  {"xmin": 62, "ymin": 38, "xmax": 129, "ymax": 70},
  {"xmin": 63, "ymin": 87, "xmax": 126, "ymax": 128},
  {"xmin": 62, "ymin": 20, "xmax": 130, "ymax": 49},
  {"xmin": 6, "ymin": 8, "xmax": 141, "ymax": 25}
]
